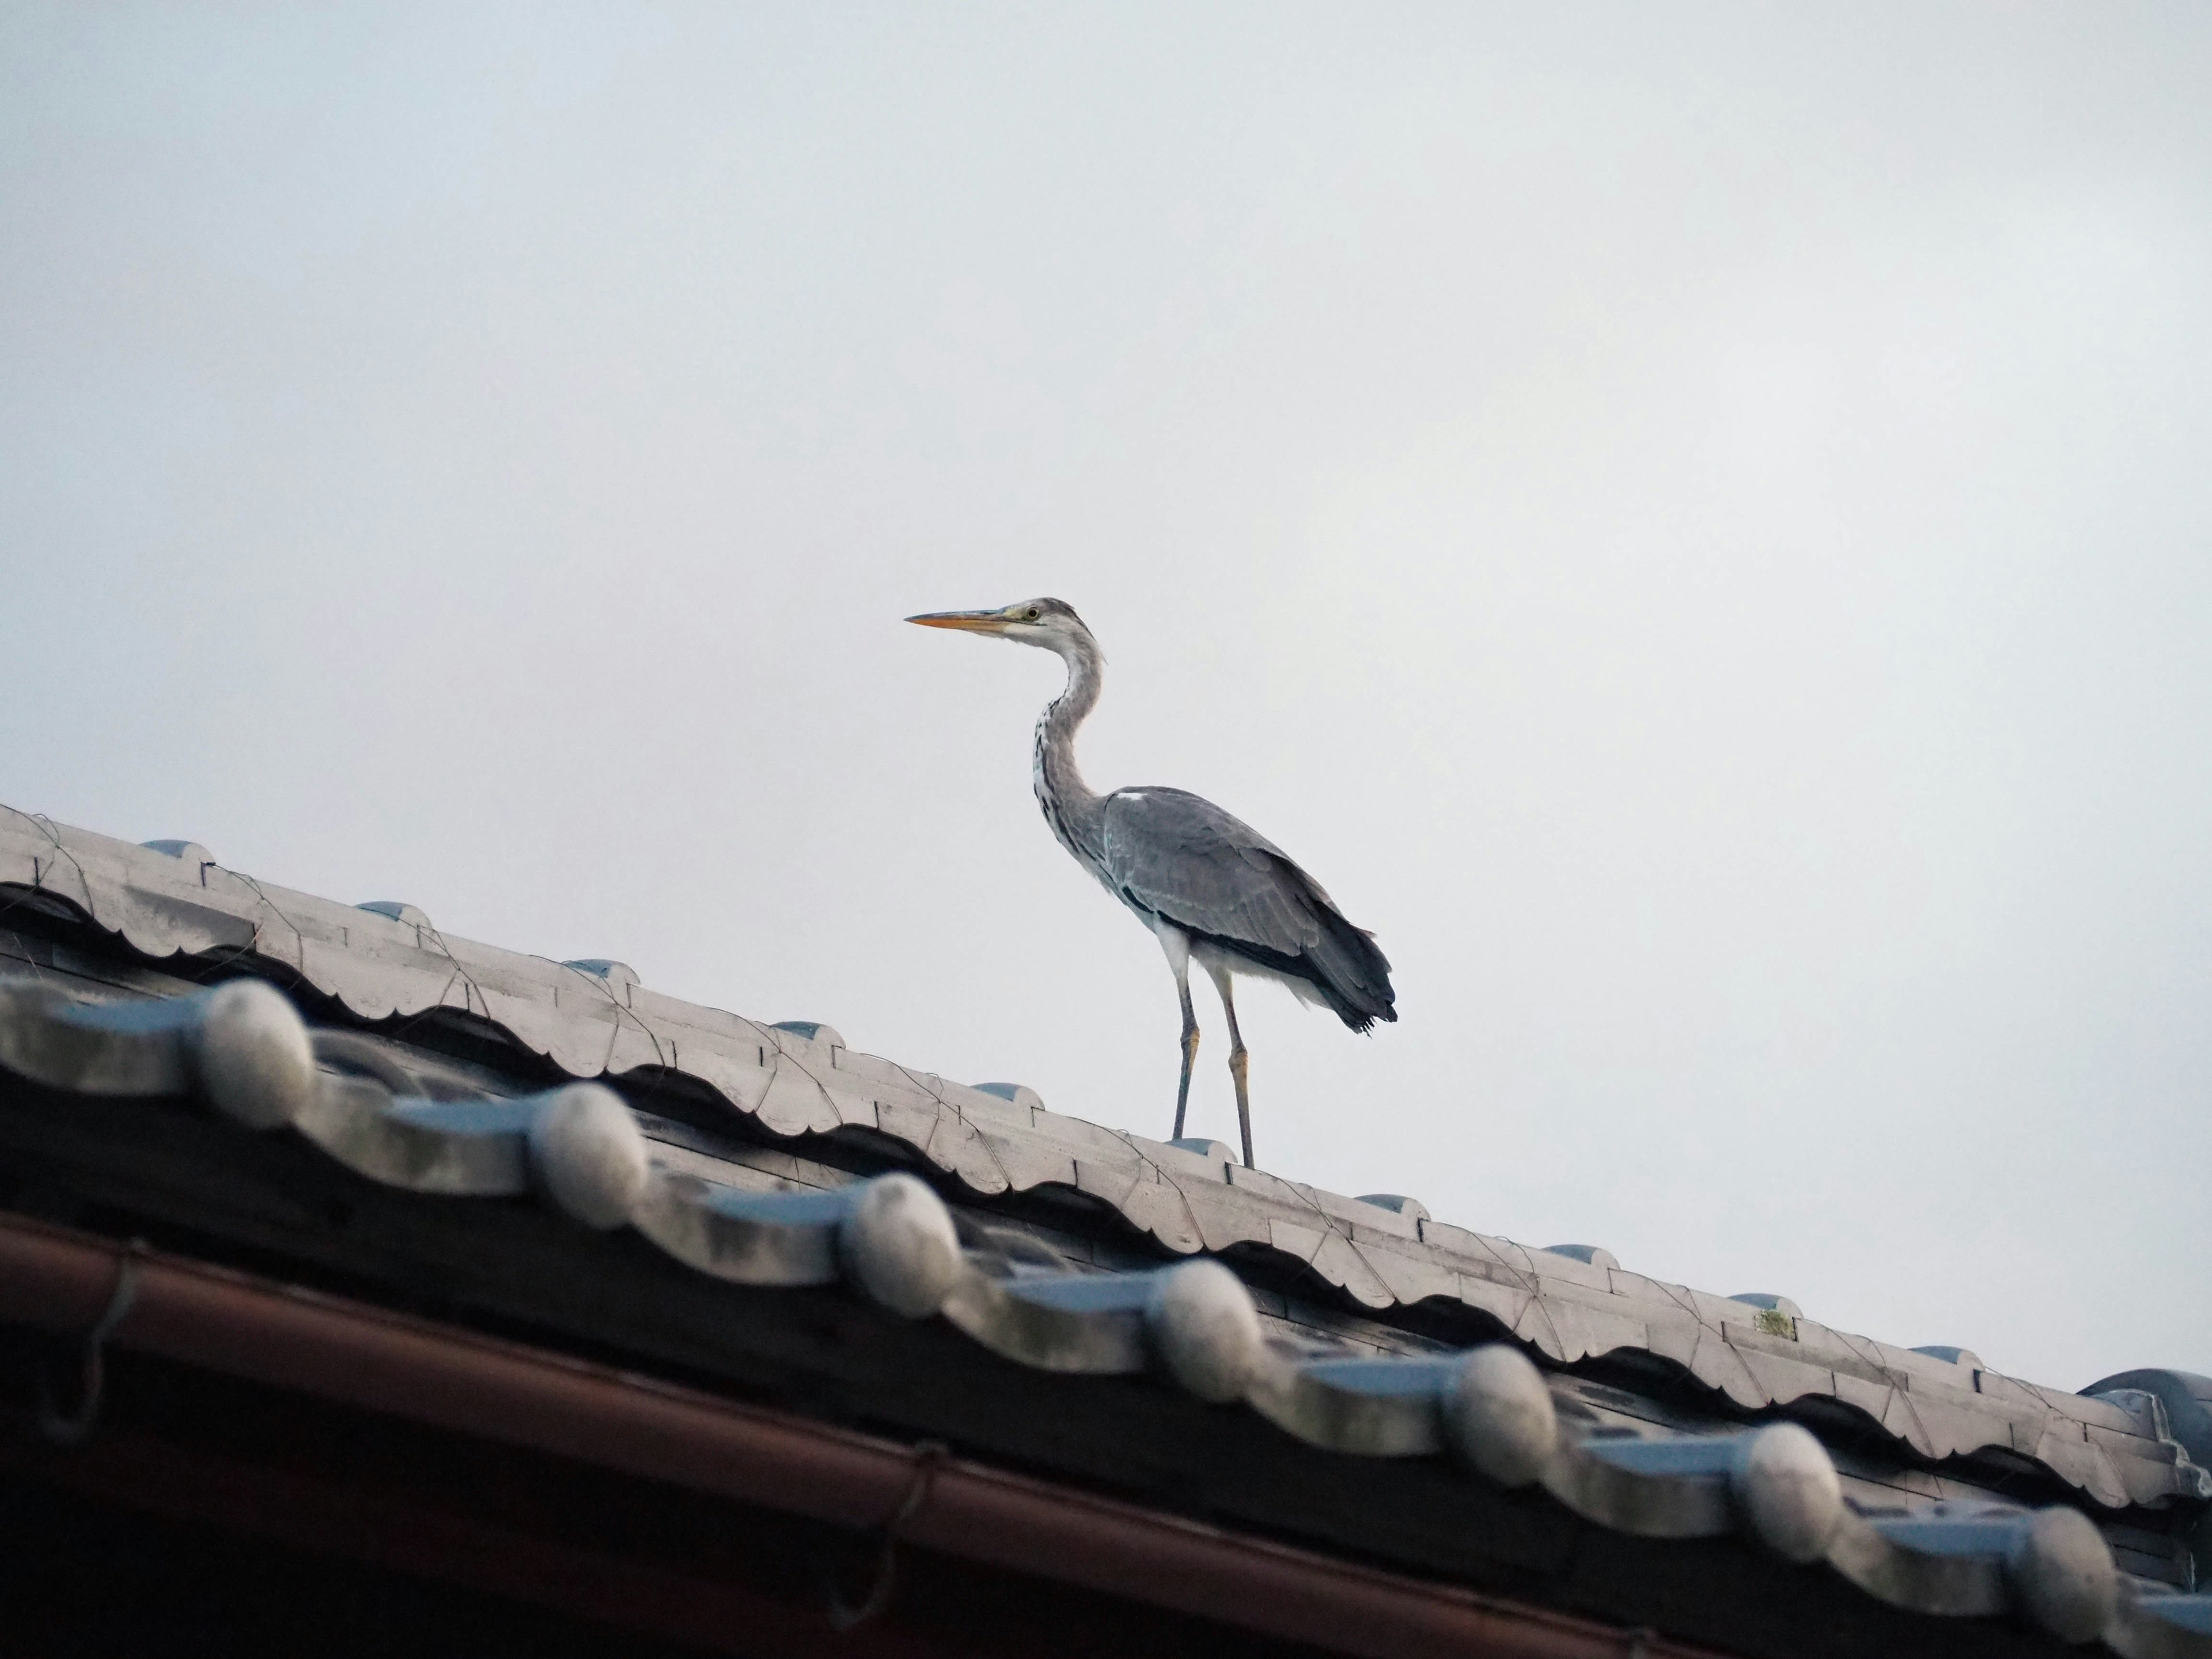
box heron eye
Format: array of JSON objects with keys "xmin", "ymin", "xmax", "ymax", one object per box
[{"xmin": 1022, "ymin": 607, "xmax": 1041, "ymax": 621}]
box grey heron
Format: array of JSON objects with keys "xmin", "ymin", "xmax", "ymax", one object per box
[{"xmin": 908, "ymin": 597, "xmax": 1395, "ymax": 1168}]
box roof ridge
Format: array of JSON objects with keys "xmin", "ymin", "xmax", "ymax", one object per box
[{"xmin": 0, "ymin": 803, "xmax": 2199, "ymax": 1508}]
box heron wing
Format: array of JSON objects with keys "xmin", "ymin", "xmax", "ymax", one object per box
[{"xmin": 1100, "ymin": 787, "xmax": 1396, "ymax": 1030}]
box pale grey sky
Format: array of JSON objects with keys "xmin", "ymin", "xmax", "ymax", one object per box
[{"xmin": 3, "ymin": 4, "xmax": 2208, "ymax": 1388}]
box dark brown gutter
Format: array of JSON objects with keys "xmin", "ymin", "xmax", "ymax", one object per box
[{"xmin": 0, "ymin": 1213, "xmax": 1717, "ymax": 1659}]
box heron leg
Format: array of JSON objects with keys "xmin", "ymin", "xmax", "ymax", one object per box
[
  {"xmin": 1157, "ymin": 923, "xmax": 1200, "ymax": 1142},
  {"xmin": 1172, "ymin": 975, "xmax": 1199, "ymax": 1142},
  {"xmin": 1210, "ymin": 965, "xmax": 1253, "ymax": 1169}
]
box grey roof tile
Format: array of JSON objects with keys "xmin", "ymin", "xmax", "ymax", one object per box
[
  {"xmin": 2, "ymin": 802, "xmax": 2209, "ymax": 1578},
  {"xmin": 4, "ymin": 967, "xmax": 2211, "ymax": 1650}
]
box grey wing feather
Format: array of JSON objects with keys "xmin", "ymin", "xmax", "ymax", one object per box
[{"xmin": 1100, "ymin": 787, "xmax": 1396, "ymax": 1032}]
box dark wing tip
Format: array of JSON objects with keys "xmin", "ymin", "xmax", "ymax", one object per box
[{"xmin": 1338, "ymin": 999, "xmax": 1398, "ymax": 1035}]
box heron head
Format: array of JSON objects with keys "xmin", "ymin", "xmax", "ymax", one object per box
[{"xmin": 906, "ymin": 597, "xmax": 1090, "ymax": 651}]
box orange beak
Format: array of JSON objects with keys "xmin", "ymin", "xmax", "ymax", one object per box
[{"xmin": 906, "ymin": 609, "xmax": 1013, "ymax": 633}]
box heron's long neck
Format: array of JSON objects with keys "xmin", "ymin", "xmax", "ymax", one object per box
[{"xmin": 1034, "ymin": 634, "xmax": 1107, "ymax": 866}]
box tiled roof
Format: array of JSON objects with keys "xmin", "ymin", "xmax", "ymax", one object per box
[{"xmin": 2, "ymin": 801, "xmax": 2209, "ymax": 1654}]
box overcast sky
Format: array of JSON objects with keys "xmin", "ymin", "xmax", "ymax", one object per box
[{"xmin": 3, "ymin": 4, "xmax": 2207, "ymax": 1388}]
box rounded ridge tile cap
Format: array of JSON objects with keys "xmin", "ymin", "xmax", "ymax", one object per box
[
  {"xmin": 1357, "ymin": 1194, "xmax": 1429, "ymax": 1221},
  {"xmin": 2082, "ymin": 1370, "xmax": 2212, "ymax": 1472},
  {"xmin": 772, "ymin": 1020, "xmax": 847, "ymax": 1049},
  {"xmin": 1540, "ymin": 1244, "xmax": 1619, "ymax": 1271},
  {"xmin": 563, "ymin": 959, "xmax": 641, "ymax": 991},
  {"xmin": 1145, "ymin": 1259, "xmax": 1263, "ymax": 1403},
  {"xmin": 1729, "ymin": 1422, "xmax": 1842, "ymax": 1562},
  {"xmin": 2005, "ymin": 1505, "xmax": 2118, "ymax": 1644},
  {"xmin": 972, "ymin": 1082, "xmax": 1044, "ymax": 1111},
  {"xmin": 838, "ymin": 1174, "xmax": 961, "ymax": 1319},
  {"xmin": 528, "ymin": 1084, "xmax": 649, "ymax": 1229},
  {"xmin": 1912, "ymin": 1345, "xmax": 1985, "ymax": 1369},
  {"xmin": 357, "ymin": 900, "xmax": 432, "ymax": 929},
  {"xmin": 1730, "ymin": 1293, "xmax": 1805, "ymax": 1319},
  {"xmin": 192, "ymin": 980, "xmax": 315, "ymax": 1131},
  {"xmin": 142, "ymin": 839, "xmax": 215, "ymax": 866},
  {"xmin": 1443, "ymin": 1344, "xmax": 1558, "ymax": 1487}
]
